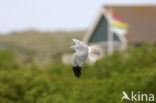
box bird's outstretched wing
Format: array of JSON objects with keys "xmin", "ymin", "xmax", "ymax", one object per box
[
  {"xmin": 88, "ymin": 45, "xmax": 104, "ymax": 62},
  {"xmin": 71, "ymin": 39, "xmax": 89, "ymax": 77}
]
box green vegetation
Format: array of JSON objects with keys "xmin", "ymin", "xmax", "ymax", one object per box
[{"xmin": 0, "ymin": 44, "xmax": 156, "ymax": 103}]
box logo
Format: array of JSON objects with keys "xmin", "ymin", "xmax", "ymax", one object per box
[{"xmin": 121, "ymin": 91, "xmax": 154, "ymax": 102}]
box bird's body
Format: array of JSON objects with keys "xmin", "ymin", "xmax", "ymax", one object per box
[
  {"xmin": 71, "ymin": 39, "xmax": 103, "ymax": 77},
  {"xmin": 71, "ymin": 39, "xmax": 89, "ymax": 77}
]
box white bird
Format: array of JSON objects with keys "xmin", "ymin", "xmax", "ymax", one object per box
[{"xmin": 70, "ymin": 39, "xmax": 103, "ymax": 77}]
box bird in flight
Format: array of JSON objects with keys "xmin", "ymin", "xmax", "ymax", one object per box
[{"xmin": 70, "ymin": 39, "xmax": 103, "ymax": 77}]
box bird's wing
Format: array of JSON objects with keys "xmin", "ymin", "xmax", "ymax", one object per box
[
  {"xmin": 72, "ymin": 39, "xmax": 88, "ymax": 50},
  {"xmin": 88, "ymin": 45, "xmax": 104, "ymax": 62},
  {"xmin": 72, "ymin": 39, "xmax": 89, "ymax": 67}
]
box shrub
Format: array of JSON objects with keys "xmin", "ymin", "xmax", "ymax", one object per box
[
  {"xmin": 0, "ymin": 45, "xmax": 156, "ymax": 103},
  {"xmin": 0, "ymin": 50, "xmax": 18, "ymax": 69}
]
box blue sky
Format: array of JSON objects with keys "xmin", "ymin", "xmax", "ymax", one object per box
[{"xmin": 0, "ymin": 0, "xmax": 156, "ymax": 33}]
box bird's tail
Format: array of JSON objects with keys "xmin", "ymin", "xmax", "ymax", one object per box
[{"xmin": 72, "ymin": 66, "xmax": 82, "ymax": 78}]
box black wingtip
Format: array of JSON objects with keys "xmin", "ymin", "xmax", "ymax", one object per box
[{"xmin": 73, "ymin": 66, "xmax": 82, "ymax": 78}]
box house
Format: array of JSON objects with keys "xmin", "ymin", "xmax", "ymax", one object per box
[
  {"xmin": 83, "ymin": 6, "xmax": 128, "ymax": 55},
  {"xmin": 62, "ymin": 4, "xmax": 156, "ymax": 64},
  {"xmin": 110, "ymin": 6, "xmax": 156, "ymax": 46},
  {"xmin": 83, "ymin": 5, "xmax": 156, "ymax": 54}
]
